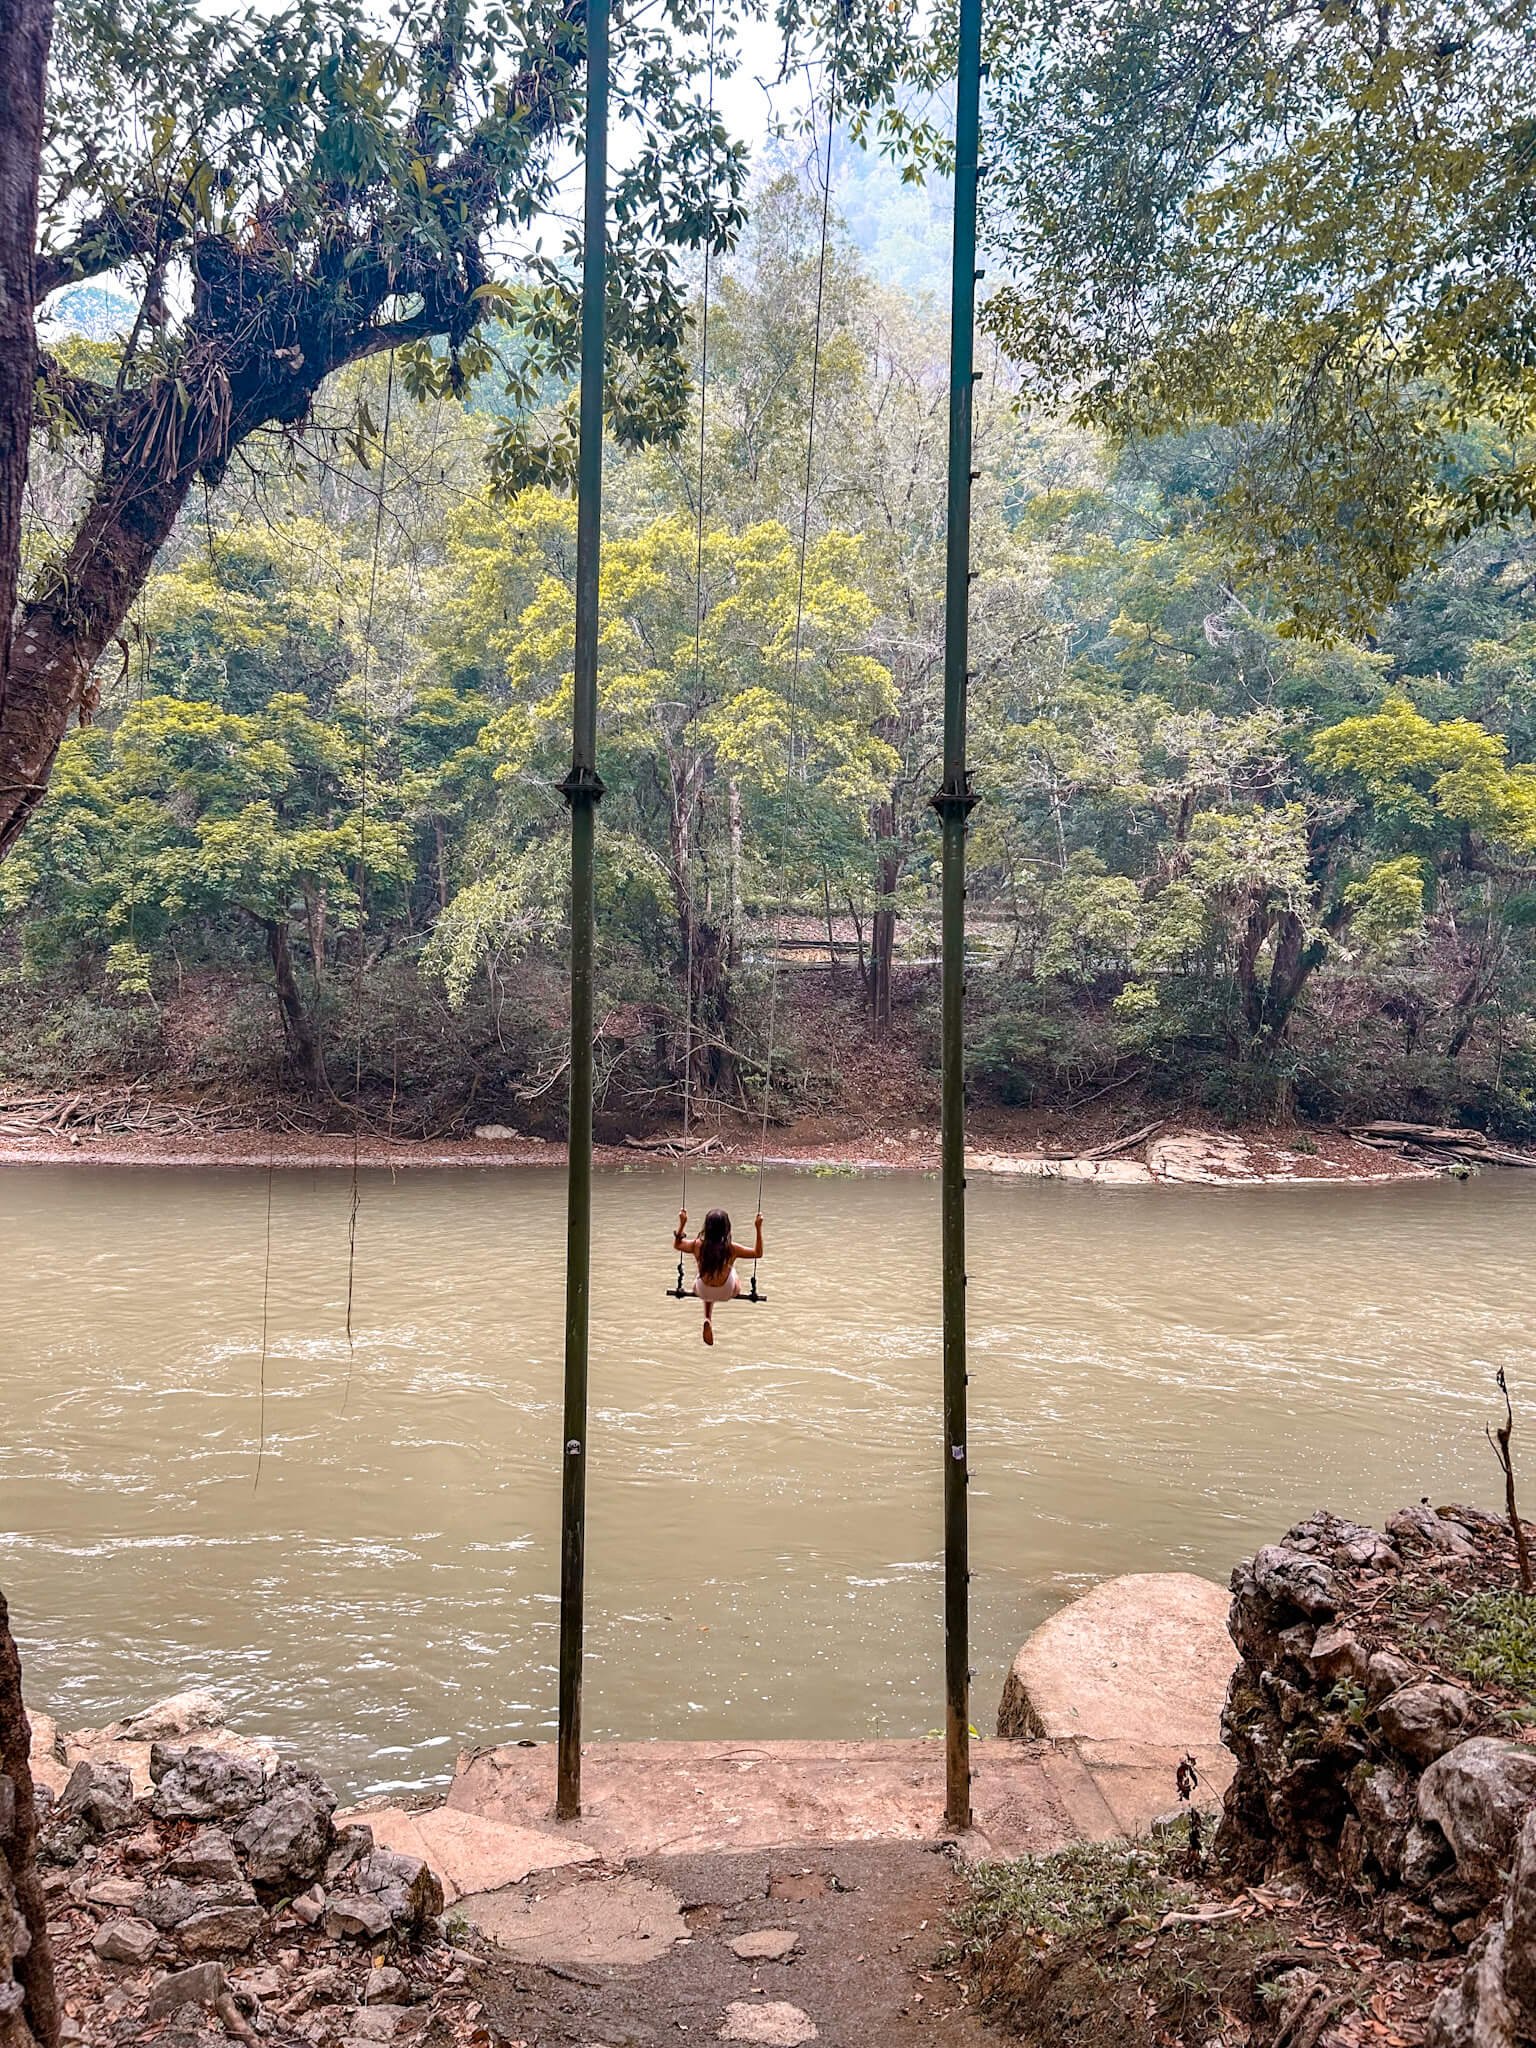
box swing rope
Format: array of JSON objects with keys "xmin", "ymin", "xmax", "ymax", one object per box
[
  {"xmin": 671, "ymin": 47, "xmax": 837, "ymax": 1302},
  {"xmin": 675, "ymin": 0, "xmax": 715, "ymax": 1251},
  {"xmin": 750, "ymin": 61, "xmax": 839, "ymax": 1271}
]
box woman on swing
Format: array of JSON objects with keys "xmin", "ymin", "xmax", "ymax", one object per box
[{"xmin": 673, "ymin": 1207, "xmax": 764, "ymax": 1345}]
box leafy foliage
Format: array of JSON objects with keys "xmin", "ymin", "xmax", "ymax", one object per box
[{"xmin": 964, "ymin": 0, "xmax": 1536, "ymax": 626}]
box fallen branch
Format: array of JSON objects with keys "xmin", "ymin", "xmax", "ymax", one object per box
[{"xmin": 1085, "ymin": 1118, "xmax": 1164, "ymax": 1160}]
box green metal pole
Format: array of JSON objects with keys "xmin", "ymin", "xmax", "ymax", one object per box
[
  {"xmin": 556, "ymin": 0, "xmax": 609, "ymax": 1824},
  {"xmin": 933, "ymin": 0, "xmax": 983, "ymax": 1836}
]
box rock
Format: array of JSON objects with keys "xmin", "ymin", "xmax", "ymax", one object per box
[
  {"xmin": 350, "ymin": 1804, "xmax": 597, "ymax": 1905},
  {"xmin": 0, "ymin": 1773, "xmax": 15, "ymax": 1848},
  {"xmin": 364, "ymin": 1967, "xmax": 413, "ymax": 2005},
  {"xmin": 1353, "ymin": 1764, "xmax": 1414, "ymax": 1880},
  {"xmin": 1308, "ymin": 1626, "xmax": 1369, "ymax": 1688},
  {"xmin": 234, "ymin": 1770, "xmax": 336, "ymax": 1892},
  {"xmin": 459, "ymin": 1872, "xmax": 687, "ymax": 1967},
  {"xmin": 1251, "ymin": 1546, "xmax": 1339, "ymax": 1621},
  {"xmin": 1505, "ymin": 1809, "xmax": 1536, "ymax": 2016},
  {"xmin": 1388, "ymin": 1505, "xmax": 1475, "ymax": 1557},
  {"xmin": 347, "ymin": 1849, "xmax": 444, "ymax": 1935},
  {"xmin": 325, "ymin": 1825, "xmax": 375, "ymax": 1885},
  {"xmin": 164, "ymin": 1829, "xmax": 244, "ymax": 1889},
  {"xmin": 145, "ymin": 1879, "xmax": 257, "ymax": 1931},
  {"xmin": 1148, "ymin": 1131, "xmax": 1262, "ymax": 1184},
  {"xmin": 325, "ymin": 1894, "xmax": 394, "ymax": 1942},
  {"xmin": 1426, "ymin": 1809, "xmax": 1536, "ymax": 2047},
  {"xmin": 290, "ymin": 1885, "xmax": 326, "ymax": 1926},
  {"xmin": 1431, "ymin": 1881, "xmax": 1487, "ymax": 1923},
  {"xmin": 1376, "ymin": 1684, "xmax": 1474, "ymax": 1766},
  {"xmin": 718, "ymin": 2001, "xmax": 818, "ymax": 2045},
  {"xmin": 236, "ymin": 1965, "xmax": 287, "ymax": 2001},
  {"xmin": 59, "ymin": 1761, "xmax": 135, "ymax": 1834},
  {"xmin": 729, "ymin": 1930, "xmax": 801, "ymax": 1962},
  {"xmin": 145, "ymin": 1964, "xmax": 228, "ymax": 2021},
  {"xmin": 176, "ymin": 1903, "xmax": 266, "ymax": 1956},
  {"xmin": 92, "ymin": 1916, "xmax": 160, "ymax": 1965},
  {"xmin": 995, "ymin": 1572, "xmax": 1236, "ymax": 1808},
  {"xmin": 27, "ymin": 1714, "xmax": 67, "ymax": 1800},
  {"xmin": 1426, "ymin": 1928, "xmax": 1514, "ymax": 2048},
  {"xmin": 117, "ymin": 1694, "xmax": 227, "ymax": 1744},
  {"xmin": 473, "ymin": 1125, "xmax": 517, "ymax": 1141},
  {"xmin": 152, "ymin": 1748, "xmax": 267, "ymax": 1822},
  {"xmin": 85, "ymin": 1875, "xmax": 145, "ymax": 1910},
  {"xmin": 1419, "ymin": 1740, "xmax": 1536, "ymax": 1896},
  {"xmin": 345, "ymin": 2009, "xmax": 422, "ymax": 2041},
  {"xmin": 1402, "ymin": 1823, "xmax": 1455, "ymax": 1892},
  {"xmin": 1381, "ymin": 1895, "xmax": 1453, "ymax": 1955},
  {"xmin": 1367, "ymin": 1651, "xmax": 1419, "ymax": 1703}
]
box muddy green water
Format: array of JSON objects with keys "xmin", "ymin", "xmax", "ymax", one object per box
[{"xmin": 3, "ymin": 1163, "xmax": 1530, "ymax": 1798}]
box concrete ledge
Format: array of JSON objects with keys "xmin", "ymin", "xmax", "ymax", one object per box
[{"xmin": 446, "ymin": 1738, "xmax": 1082, "ymax": 1865}]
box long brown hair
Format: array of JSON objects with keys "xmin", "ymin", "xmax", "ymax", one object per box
[{"xmin": 698, "ymin": 1208, "xmax": 733, "ymax": 1281}]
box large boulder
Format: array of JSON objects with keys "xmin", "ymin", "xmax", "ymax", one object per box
[
  {"xmin": 115, "ymin": 1693, "xmax": 226, "ymax": 1744},
  {"xmin": 997, "ymin": 1571, "xmax": 1234, "ymax": 1748},
  {"xmin": 1376, "ymin": 1684, "xmax": 1475, "ymax": 1767},
  {"xmin": 58, "ymin": 1760, "xmax": 134, "ymax": 1835},
  {"xmin": 1418, "ymin": 1739, "xmax": 1536, "ymax": 1897},
  {"xmin": 1250, "ymin": 1546, "xmax": 1341, "ymax": 1622},
  {"xmin": 1427, "ymin": 1808, "xmax": 1536, "ymax": 2048},
  {"xmin": 151, "ymin": 1747, "xmax": 267, "ymax": 1823},
  {"xmin": 234, "ymin": 1766, "xmax": 336, "ymax": 1894}
]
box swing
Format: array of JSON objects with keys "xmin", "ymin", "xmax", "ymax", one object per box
[{"xmin": 664, "ymin": 47, "xmax": 836, "ymax": 1312}]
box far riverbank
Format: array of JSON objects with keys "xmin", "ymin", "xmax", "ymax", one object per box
[{"xmin": 0, "ymin": 1083, "xmax": 1473, "ymax": 1182}]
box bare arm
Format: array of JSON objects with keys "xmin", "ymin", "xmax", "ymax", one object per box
[
  {"xmin": 673, "ymin": 1210, "xmax": 699, "ymax": 1257},
  {"xmin": 731, "ymin": 1213, "xmax": 764, "ymax": 1261}
]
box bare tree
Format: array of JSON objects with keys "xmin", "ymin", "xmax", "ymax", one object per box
[{"xmin": 1487, "ymin": 1367, "xmax": 1534, "ymax": 1595}]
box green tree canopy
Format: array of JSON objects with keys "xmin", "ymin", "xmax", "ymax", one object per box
[{"xmin": 967, "ymin": 0, "xmax": 1536, "ymax": 626}]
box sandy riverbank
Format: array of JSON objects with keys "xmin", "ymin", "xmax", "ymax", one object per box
[{"xmin": 0, "ymin": 1094, "xmax": 1460, "ymax": 1182}]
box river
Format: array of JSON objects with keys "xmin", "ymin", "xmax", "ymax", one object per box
[{"xmin": 3, "ymin": 1162, "xmax": 1529, "ymax": 1798}]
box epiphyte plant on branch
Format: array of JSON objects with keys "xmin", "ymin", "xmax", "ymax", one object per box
[{"xmin": 0, "ymin": 0, "xmax": 919, "ymax": 862}]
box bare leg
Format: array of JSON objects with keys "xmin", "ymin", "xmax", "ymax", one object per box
[{"xmin": 702, "ymin": 1306, "xmax": 714, "ymax": 1346}]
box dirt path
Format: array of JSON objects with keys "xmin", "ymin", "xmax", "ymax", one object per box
[{"xmin": 466, "ymin": 1842, "xmax": 986, "ymax": 2048}]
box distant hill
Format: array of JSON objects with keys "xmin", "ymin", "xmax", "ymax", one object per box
[{"xmin": 42, "ymin": 283, "xmax": 136, "ymax": 341}]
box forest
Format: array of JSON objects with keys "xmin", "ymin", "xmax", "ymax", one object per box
[{"xmin": 2, "ymin": 0, "xmax": 1534, "ymax": 1145}]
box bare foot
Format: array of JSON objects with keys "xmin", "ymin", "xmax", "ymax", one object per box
[{"xmin": 702, "ymin": 1319, "xmax": 714, "ymax": 1346}]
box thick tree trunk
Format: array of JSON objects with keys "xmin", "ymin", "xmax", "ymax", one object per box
[
  {"xmin": 0, "ymin": 400, "xmax": 214, "ymax": 856},
  {"xmin": 0, "ymin": 0, "xmax": 53, "ymax": 786},
  {"xmin": 260, "ymin": 914, "xmax": 329, "ymax": 1097},
  {"xmin": 1259, "ymin": 909, "xmax": 1324, "ymax": 1041},
  {"xmin": 0, "ymin": 1587, "xmax": 59, "ymax": 2048},
  {"xmin": 1, "ymin": 240, "xmax": 434, "ymax": 860},
  {"xmin": 1233, "ymin": 899, "xmax": 1272, "ymax": 1041}
]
